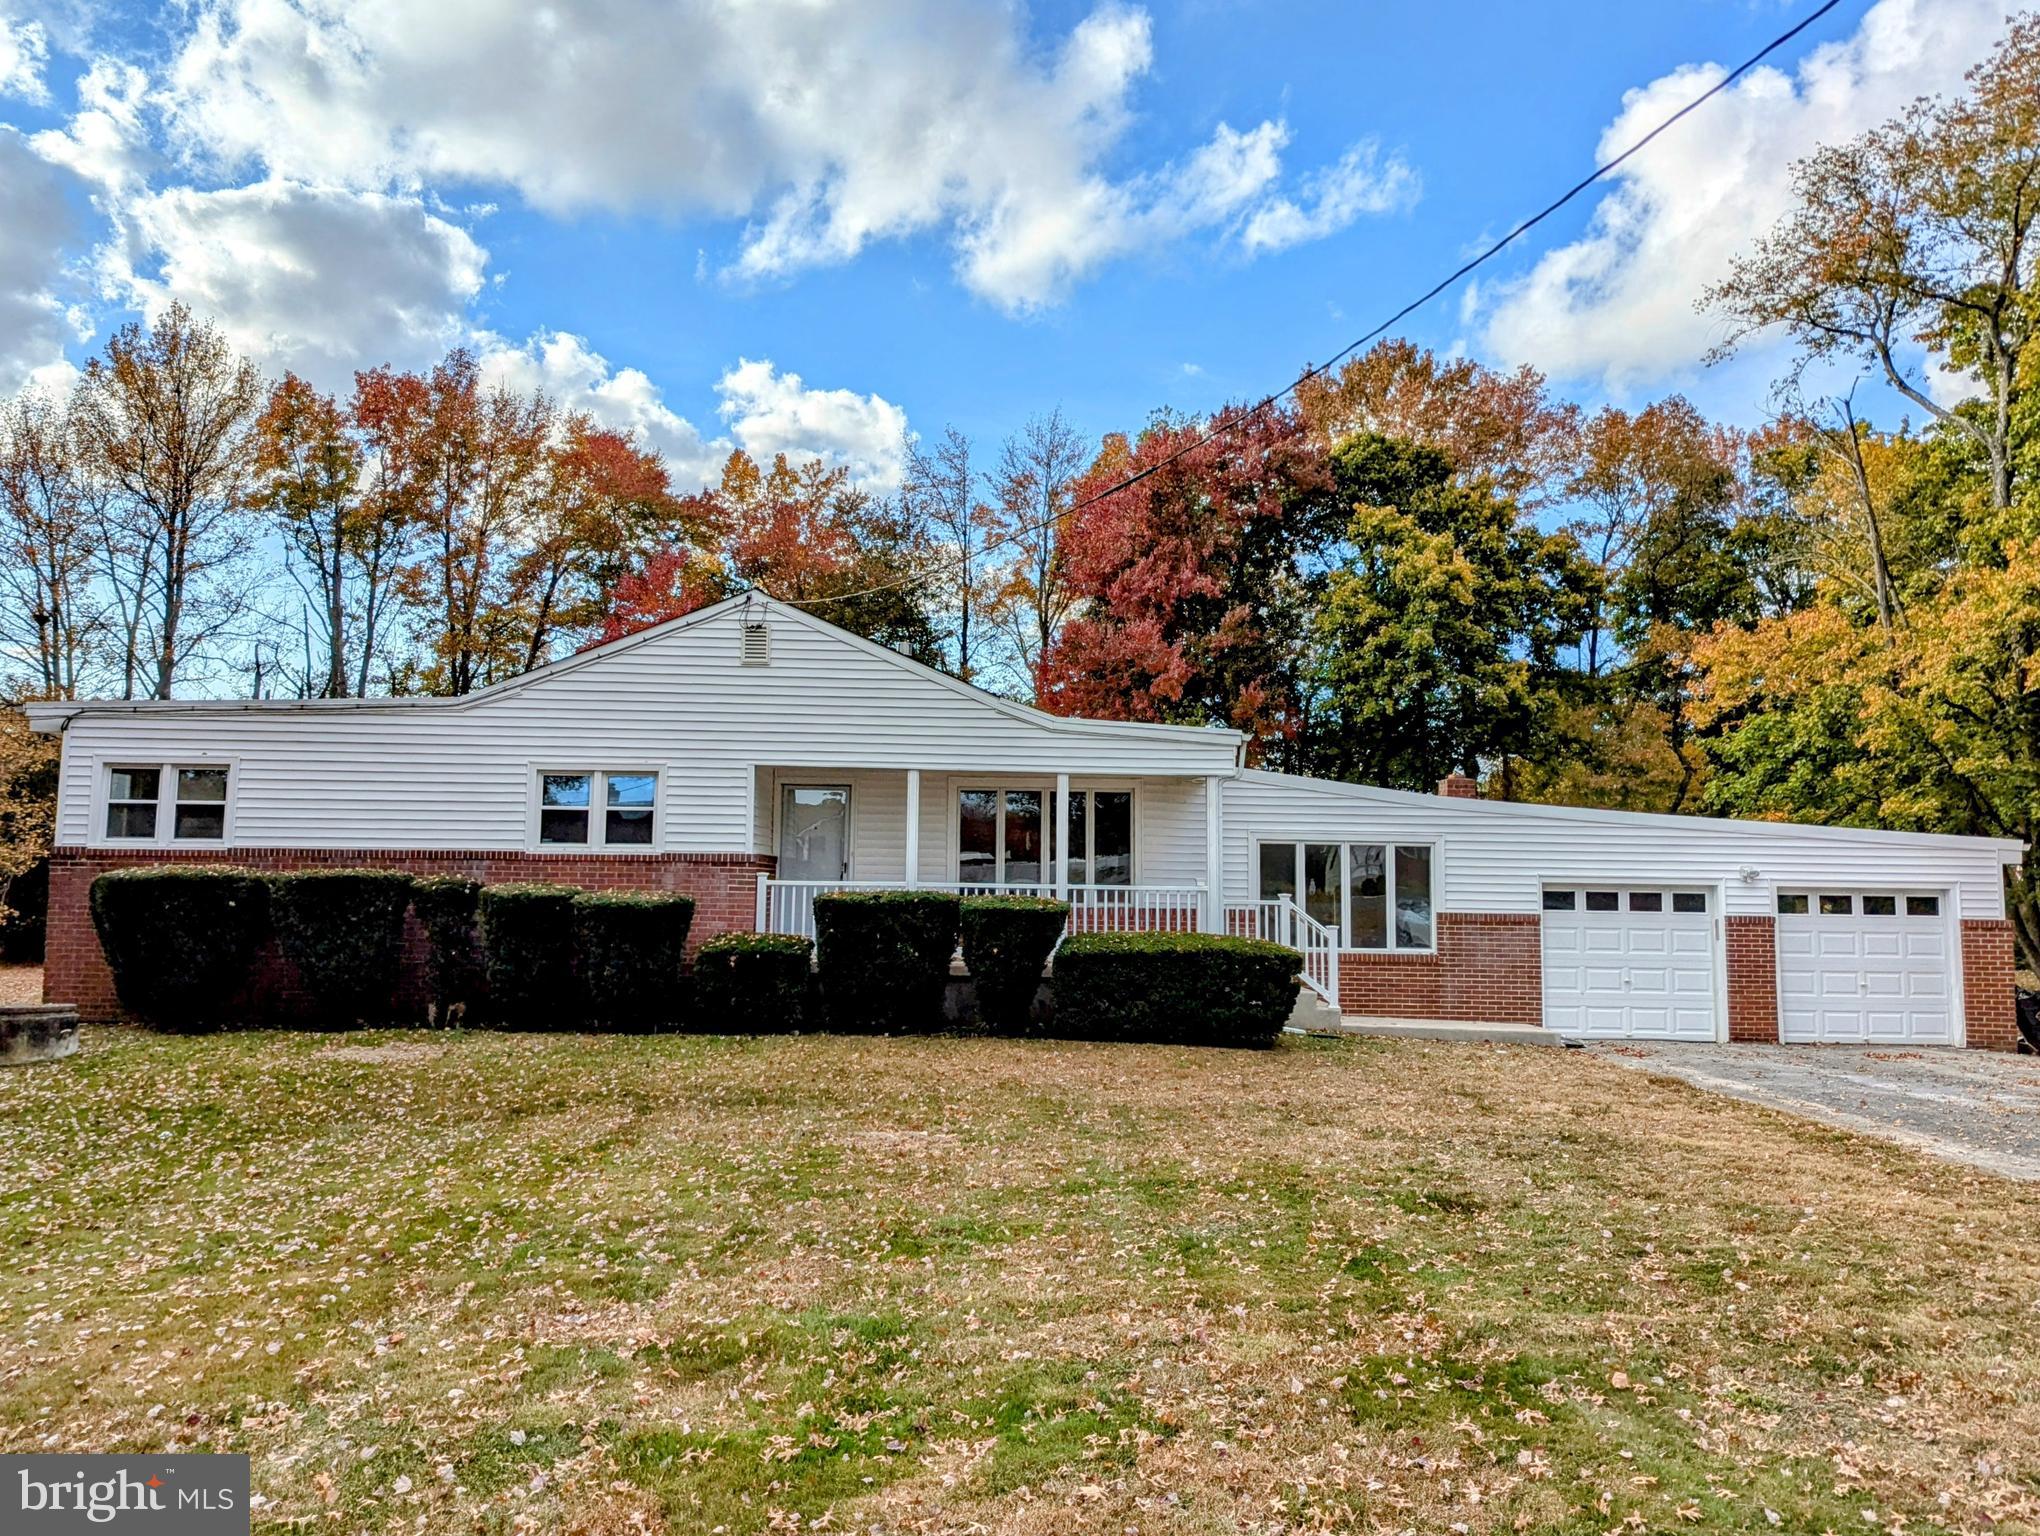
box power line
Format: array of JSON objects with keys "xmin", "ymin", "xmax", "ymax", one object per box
[{"xmin": 789, "ymin": 0, "xmax": 1850, "ymax": 612}]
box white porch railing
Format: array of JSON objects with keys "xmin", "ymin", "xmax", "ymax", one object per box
[
  {"xmin": 757, "ymin": 878, "xmax": 1205, "ymax": 944},
  {"xmin": 1223, "ymin": 898, "xmax": 1340, "ymax": 1009}
]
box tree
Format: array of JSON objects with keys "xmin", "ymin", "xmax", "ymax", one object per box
[
  {"xmin": 247, "ymin": 374, "xmax": 362, "ymax": 697},
  {"xmin": 1294, "ymin": 339, "xmax": 1579, "ymax": 509},
  {"xmin": 986, "ymin": 408, "xmax": 1087, "ymax": 698},
  {"xmin": 1708, "ymin": 17, "xmax": 2040, "ymax": 513},
  {"xmin": 345, "ymin": 366, "xmax": 431, "ymax": 696},
  {"xmin": 1308, "ymin": 434, "xmax": 1597, "ymax": 792},
  {"xmin": 0, "ymin": 389, "xmax": 105, "ymax": 698},
  {"xmin": 900, "ymin": 426, "xmax": 990, "ymax": 680},
  {"xmin": 1040, "ymin": 403, "xmax": 1333, "ymax": 757},
  {"xmin": 72, "ymin": 302, "xmax": 262, "ymax": 698},
  {"xmin": 0, "ymin": 703, "xmax": 57, "ymax": 942}
]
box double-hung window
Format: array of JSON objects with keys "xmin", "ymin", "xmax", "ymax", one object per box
[
  {"xmin": 538, "ymin": 770, "xmax": 659, "ymax": 848},
  {"xmin": 1257, "ymin": 839, "xmax": 1435, "ymax": 952},
  {"xmin": 104, "ymin": 763, "xmax": 231, "ymax": 844}
]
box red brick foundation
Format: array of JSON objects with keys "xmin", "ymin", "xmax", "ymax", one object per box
[
  {"xmin": 1961, "ymin": 918, "xmax": 2019, "ymax": 1051},
  {"xmin": 44, "ymin": 845, "xmax": 776, "ymax": 1022},
  {"xmin": 1725, "ymin": 915, "xmax": 1779, "ymax": 1043},
  {"xmin": 1337, "ymin": 912, "xmax": 1542, "ymax": 1025}
]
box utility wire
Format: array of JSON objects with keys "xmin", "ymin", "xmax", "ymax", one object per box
[{"xmin": 787, "ymin": 0, "xmax": 1849, "ymax": 612}]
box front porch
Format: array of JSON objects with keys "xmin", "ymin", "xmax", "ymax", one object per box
[{"xmin": 749, "ymin": 764, "xmax": 1338, "ymax": 1004}]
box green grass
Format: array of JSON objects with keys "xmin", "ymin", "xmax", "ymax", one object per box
[{"xmin": 2, "ymin": 1026, "xmax": 2038, "ymax": 1534}]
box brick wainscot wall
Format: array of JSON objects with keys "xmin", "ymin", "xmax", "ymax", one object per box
[
  {"xmin": 45, "ymin": 845, "xmax": 777, "ymax": 1023},
  {"xmin": 1337, "ymin": 913, "xmax": 1543, "ymax": 1024}
]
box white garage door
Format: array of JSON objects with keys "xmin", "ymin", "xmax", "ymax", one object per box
[
  {"xmin": 1541, "ymin": 887, "xmax": 1718, "ymax": 1041},
  {"xmin": 1776, "ymin": 891, "xmax": 1955, "ymax": 1044}
]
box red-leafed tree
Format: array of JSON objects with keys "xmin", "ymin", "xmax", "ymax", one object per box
[{"xmin": 1038, "ymin": 403, "xmax": 1335, "ymax": 760}]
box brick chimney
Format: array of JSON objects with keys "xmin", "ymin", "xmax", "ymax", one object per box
[{"xmin": 1437, "ymin": 772, "xmax": 1478, "ymax": 800}]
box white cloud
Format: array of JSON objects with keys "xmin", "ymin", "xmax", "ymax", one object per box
[
  {"xmin": 109, "ymin": 179, "xmax": 487, "ymax": 384},
  {"xmin": 0, "ymin": 125, "xmax": 78, "ymax": 396},
  {"xmin": 152, "ymin": 0, "xmax": 1408, "ymax": 310},
  {"xmin": 0, "ymin": 13, "xmax": 48, "ymax": 102},
  {"xmin": 716, "ymin": 358, "xmax": 910, "ymax": 491},
  {"xmin": 1241, "ymin": 139, "xmax": 1419, "ymax": 254},
  {"xmin": 476, "ymin": 330, "xmax": 729, "ymax": 491},
  {"xmin": 30, "ymin": 56, "xmax": 152, "ymax": 194},
  {"xmin": 1478, "ymin": 0, "xmax": 2011, "ymax": 392}
]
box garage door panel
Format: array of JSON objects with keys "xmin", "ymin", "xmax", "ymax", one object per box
[
  {"xmin": 1776, "ymin": 891, "xmax": 1954, "ymax": 1045},
  {"xmin": 1542, "ymin": 888, "xmax": 1718, "ymax": 1042}
]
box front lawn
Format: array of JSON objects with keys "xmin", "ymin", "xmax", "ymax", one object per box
[{"xmin": 2, "ymin": 1029, "xmax": 2036, "ymax": 1534}]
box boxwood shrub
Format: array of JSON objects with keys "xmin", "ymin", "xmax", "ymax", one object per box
[
  {"xmin": 570, "ymin": 891, "xmax": 695, "ymax": 1031},
  {"xmin": 960, "ymin": 895, "xmax": 1068, "ymax": 1034},
  {"xmin": 1050, "ymin": 932, "xmax": 1299, "ymax": 1047},
  {"xmin": 412, "ymin": 875, "xmax": 483, "ymax": 1025},
  {"xmin": 268, "ymin": 869, "xmax": 415, "ymax": 1027},
  {"xmin": 812, "ymin": 889, "xmax": 960, "ymax": 1033},
  {"xmin": 692, "ymin": 931, "xmax": 813, "ymax": 1031},
  {"xmin": 477, "ymin": 883, "xmax": 580, "ymax": 1028},
  {"xmin": 88, "ymin": 865, "xmax": 269, "ymax": 1032}
]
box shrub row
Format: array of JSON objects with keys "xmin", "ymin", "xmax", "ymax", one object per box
[{"xmin": 89, "ymin": 868, "xmax": 1300, "ymax": 1046}]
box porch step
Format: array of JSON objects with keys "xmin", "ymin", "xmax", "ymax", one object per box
[
  {"xmin": 1286, "ymin": 986, "xmax": 1345, "ymax": 1034},
  {"xmin": 1330, "ymin": 1016, "xmax": 1563, "ymax": 1047}
]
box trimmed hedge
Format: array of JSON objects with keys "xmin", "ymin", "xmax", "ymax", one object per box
[
  {"xmin": 960, "ymin": 896, "xmax": 1067, "ymax": 1034},
  {"xmin": 88, "ymin": 865, "xmax": 269, "ymax": 1032},
  {"xmin": 1050, "ymin": 932, "xmax": 1299, "ymax": 1047},
  {"xmin": 813, "ymin": 889, "xmax": 960, "ymax": 1033},
  {"xmin": 268, "ymin": 869, "xmax": 415, "ymax": 1027},
  {"xmin": 477, "ymin": 883, "xmax": 580, "ymax": 1028},
  {"xmin": 692, "ymin": 931, "xmax": 813, "ymax": 1031},
  {"xmin": 412, "ymin": 875, "xmax": 483, "ymax": 1025},
  {"xmin": 571, "ymin": 891, "xmax": 696, "ymax": 1030}
]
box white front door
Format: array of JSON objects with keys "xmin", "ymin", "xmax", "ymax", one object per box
[
  {"xmin": 778, "ymin": 785, "xmax": 851, "ymax": 880},
  {"xmin": 1541, "ymin": 887, "xmax": 1719, "ymax": 1041},
  {"xmin": 1776, "ymin": 891, "xmax": 1955, "ymax": 1044}
]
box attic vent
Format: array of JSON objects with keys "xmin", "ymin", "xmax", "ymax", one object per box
[{"xmin": 740, "ymin": 621, "xmax": 771, "ymax": 667}]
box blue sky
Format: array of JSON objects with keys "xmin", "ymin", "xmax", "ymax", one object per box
[{"xmin": 0, "ymin": 0, "xmax": 2013, "ymax": 490}]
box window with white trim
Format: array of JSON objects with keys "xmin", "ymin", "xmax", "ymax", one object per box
[
  {"xmin": 1257, "ymin": 840, "xmax": 1435, "ymax": 951},
  {"xmin": 538, "ymin": 770, "xmax": 659, "ymax": 848},
  {"xmin": 956, "ymin": 786, "xmax": 1133, "ymax": 886},
  {"xmin": 104, "ymin": 763, "xmax": 230, "ymax": 843}
]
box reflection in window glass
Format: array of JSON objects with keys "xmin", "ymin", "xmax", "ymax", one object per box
[
  {"xmin": 1542, "ymin": 889, "xmax": 1575, "ymax": 911},
  {"xmin": 1395, "ymin": 845, "xmax": 1433, "ymax": 949},
  {"xmin": 173, "ymin": 767, "xmax": 229, "ymax": 840},
  {"xmin": 1906, "ymin": 894, "xmax": 1940, "ymax": 917},
  {"xmin": 1628, "ymin": 891, "xmax": 1663, "ymax": 912},
  {"xmin": 1862, "ymin": 894, "xmax": 1897, "ymax": 916},
  {"xmin": 1258, "ymin": 842, "xmax": 1296, "ymax": 901},
  {"xmin": 1349, "ymin": 844, "xmax": 1389, "ymax": 948},
  {"xmin": 106, "ymin": 766, "xmax": 160, "ymax": 840},
  {"xmin": 1062, "ymin": 791, "xmax": 1087, "ymax": 886},
  {"xmin": 1303, "ymin": 844, "xmax": 1340, "ymax": 929},
  {"xmin": 540, "ymin": 772, "xmax": 592, "ymax": 845},
  {"xmin": 1092, "ymin": 792, "xmax": 1132, "ymax": 886},
  {"xmin": 605, "ymin": 773, "xmax": 656, "ymax": 845},
  {"xmin": 1585, "ymin": 891, "xmax": 1619, "ymax": 912},
  {"xmin": 1777, "ymin": 893, "xmax": 1809, "ymax": 915},
  {"xmin": 1673, "ymin": 892, "xmax": 1707, "ymax": 913},
  {"xmin": 1003, "ymin": 790, "xmax": 1043, "ymax": 884},
  {"xmin": 958, "ymin": 790, "xmax": 997, "ymax": 885},
  {"xmin": 1819, "ymin": 894, "xmax": 1853, "ymax": 915}
]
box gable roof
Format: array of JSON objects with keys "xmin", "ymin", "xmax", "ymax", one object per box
[{"xmin": 24, "ymin": 592, "xmax": 1249, "ymax": 754}]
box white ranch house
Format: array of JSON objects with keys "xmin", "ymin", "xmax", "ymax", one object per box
[{"xmin": 28, "ymin": 593, "xmax": 2025, "ymax": 1048}]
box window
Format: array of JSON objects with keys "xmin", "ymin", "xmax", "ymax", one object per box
[
  {"xmin": 958, "ymin": 787, "xmax": 1133, "ymax": 886},
  {"xmin": 1673, "ymin": 892, "xmax": 1708, "ymax": 914},
  {"xmin": 538, "ymin": 771, "xmax": 657, "ymax": 848},
  {"xmin": 1777, "ymin": 893, "xmax": 1809, "ymax": 915},
  {"xmin": 104, "ymin": 763, "xmax": 228, "ymax": 842},
  {"xmin": 1584, "ymin": 890, "xmax": 1619, "ymax": 912},
  {"xmin": 1819, "ymin": 894, "xmax": 1853, "ymax": 915},
  {"xmin": 1628, "ymin": 891, "xmax": 1663, "ymax": 913},
  {"xmin": 105, "ymin": 767, "xmax": 160, "ymax": 840},
  {"xmin": 1862, "ymin": 894, "xmax": 1897, "ymax": 917},
  {"xmin": 1542, "ymin": 889, "xmax": 1576, "ymax": 911},
  {"xmin": 1258, "ymin": 839, "xmax": 1436, "ymax": 951},
  {"xmin": 1906, "ymin": 894, "xmax": 1941, "ymax": 917}
]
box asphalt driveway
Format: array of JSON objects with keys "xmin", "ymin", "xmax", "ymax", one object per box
[{"xmin": 1597, "ymin": 1042, "xmax": 2040, "ymax": 1181}]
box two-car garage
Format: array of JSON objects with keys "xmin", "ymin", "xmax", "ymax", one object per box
[{"xmin": 1541, "ymin": 884, "xmax": 1960, "ymax": 1046}]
